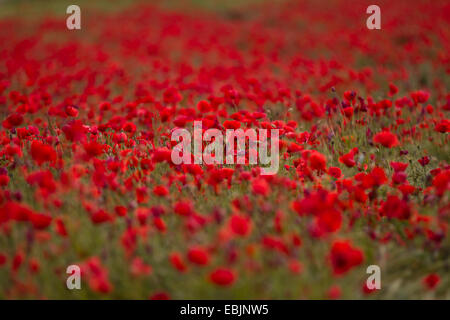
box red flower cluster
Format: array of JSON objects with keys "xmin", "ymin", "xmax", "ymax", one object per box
[
  {"xmin": 0, "ymin": 0, "xmax": 448, "ymax": 299},
  {"xmin": 329, "ymin": 240, "xmax": 364, "ymax": 276}
]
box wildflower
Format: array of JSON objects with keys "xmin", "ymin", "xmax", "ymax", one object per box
[
  {"xmin": 362, "ymin": 282, "xmax": 377, "ymax": 295},
  {"xmin": 83, "ymin": 141, "xmax": 104, "ymax": 159},
  {"xmin": 339, "ymin": 148, "xmax": 358, "ymax": 167},
  {"xmin": 432, "ymin": 170, "xmax": 450, "ymax": 196},
  {"xmin": 209, "ymin": 268, "xmax": 236, "ymax": 286},
  {"xmin": 153, "ymin": 185, "xmax": 169, "ymax": 197},
  {"xmin": 379, "ymin": 195, "xmax": 411, "ymax": 220},
  {"xmin": 91, "ymin": 209, "xmax": 112, "ymax": 224},
  {"xmin": 65, "ymin": 105, "xmax": 79, "ymax": 117},
  {"xmin": 423, "ymin": 273, "xmax": 440, "ymax": 290},
  {"xmin": 30, "ymin": 140, "xmax": 57, "ymax": 165},
  {"xmin": 390, "ymin": 161, "xmax": 408, "ymax": 172},
  {"xmin": 309, "ymin": 151, "xmax": 327, "ymax": 172},
  {"xmin": 30, "ymin": 212, "xmax": 52, "ymax": 230},
  {"xmin": 251, "ymin": 178, "xmax": 270, "ymax": 196},
  {"xmin": 388, "ymin": 83, "xmax": 398, "ymax": 96},
  {"xmin": 130, "ymin": 257, "xmax": 152, "ymax": 276},
  {"xmin": 418, "ymin": 156, "xmax": 430, "ymax": 167},
  {"xmin": 174, "ymin": 200, "xmax": 194, "ymax": 216},
  {"xmin": 170, "ymin": 252, "xmax": 188, "ymax": 272},
  {"xmin": 229, "ymin": 214, "xmax": 252, "ymax": 237},
  {"xmin": 328, "ymin": 167, "xmax": 342, "ymax": 179},
  {"xmin": 197, "ymin": 100, "xmax": 212, "ymax": 113},
  {"xmin": 373, "ymin": 131, "xmax": 399, "ymax": 148},
  {"xmin": 12, "ymin": 251, "xmax": 24, "ymax": 272},
  {"xmin": 0, "ymin": 174, "xmax": 9, "ymax": 187},
  {"xmin": 434, "ymin": 119, "xmax": 450, "ymax": 133},
  {"xmin": 327, "ymin": 285, "xmax": 341, "ymax": 299},
  {"xmin": 223, "ymin": 120, "xmax": 241, "ymax": 130},
  {"xmin": 187, "ymin": 246, "xmax": 209, "ymax": 266},
  {"xmin": 2, "ymin": 113, "xmax": 23, "ymax": 129},
  {"xmin": 329, "ymin": 240, "xmax": 363, "ymax": 275},
  {"xmin": 114, "ymin": 206, "xmax": 128, "ymax": 217}
]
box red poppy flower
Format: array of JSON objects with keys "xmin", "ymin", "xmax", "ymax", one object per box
[
  {"xmin": 65, "ymin": 105, "xmax": 79, "ymax": 117},
  {"xmin": 370, "ymin": 167, "xmax": 388, "ymax": 187},
  {"xmin": 327, "ymin": 285, "xmax": 341, "ymax": 299},
  {"xmin": 83, "ymin": 141, "xmax": 105, "ymax": 159},
  {"xmin": 12, "ymin": 252, "xmax": 24, "ymax": 272},
  {"xmin": 315, "ymin": 209, "xmax": 342, "ymax": 234},
  {"xmin": 339, "ymin": 149, "xmax": 357, "ymax": 168},
  {"xmin": 309, "ymin": 151, "xmax": 327, "ymax": 172},
  {"xmin": 30, "ymin": 213, "xmax": 52, "ymax": 230},
  {"xmin": 153, "ymin": 185, "xmax": 169, "ymax": 197},
  {"xmin": 163, "ymin": 87, "xmax": 182, "ymax": 104},
  {"xmin": 388, "ymin": 83, "xmax": 398, "ymax": 96},
  {"xmin": 379, "ymin": 195, "xmax": 411, "ymax": 220},
  {"xmin": 115, "ymin": 206, "xmax": 128, "ymax": 217},
  {"xmin": 329, "ymin": 240, "xmax": 363, "ymax": 276},
  {"xmin": 251, "ymin": 178, "xmax": 270, "ymax": 196},
  {"xmin": 30, "ymin": 140, "xmax": 57, "ymax": 165},
  {"xmin": 229, "ymin": 214, "xmax": 252, "ymax": 236},
  {"xmin": 62, "ymin": 120, "xmax": 87, "ymax": 142},
  {"xmin": 91, "ymin": 209, "xmax": 112, "ymax": 224},
  {"xmin": 262, "ymin": 236, "xmax": 289, "ymax": 255},
  {"xmin": 153, "ymin": 148, "xmax": 172, "ymax": 163},
  {"xmin": 434, "ymin": 119, "xmax": 450, "ymax": 133},
  {"xmin": 187, "ymin": 246, "xmax": 209, "ymax": 266},
  {"xmin": 362, "ymin": 282, "xmax": 377, "ymax": 295},
  {"xmin": 55, "ymin": 218, "xmax": 68, "ymax": 237},
  {"xmin": 423, "ymin": 273, "xmax": 440, "ymax": 290},
  {"xmin": 170, "ymin": 252, "xmax": 188, "ymax": 272},
  {"xmin": 2, "ymin": 113, "xmax": 23, "ymax": 129},
  {"xmin": 390, "ymin": 161, "xmax": 408, "ymax": 172},
  {"xmin": 223, "ymin": 120, "xmax": 241, "ymax": 130},
  {"xmin": 130, "ymin": 257, "xmax": 152, "ymax": 276},
  {"xmin": 342, "ymin": 106, "xmax": 354, "ymax": 118},
  {"xmin": 197, "ymin": 100, "xmax": 212, "ymax": 113},
  {"xmin": 373, "ymin": 131, "xmax": 399, "ymax": 148},
  {"xmin": 153, "ymin": 217, "xmax": 166, "ymax": 232},
  {"xmin": 209, "ymin": 268, "xmax": 236, "ymax": 286},
  {"xmin": 89, "ymin": 276, "xmax": 113, "ymax": 294},
  {"xmin": 392, "ymin": 171, "xmax": 407, "ymax": 184},
  {"xmin": 418, "ymin": 156, "xmax": 430, "ymax": 167},
  {"xmin": 328, "ymin": 167, "xmax": 342, "ymax": 179},
  {"xmin": 174, "ymin": 200, "xmax": 194, "ymax": 216},
  {"xmin": 432, "ymin": 170, "xmax": 450, "ymax": 196},
  {"xmin": 122, "ymin": 122, "xmax": 136, "ymax": 134},
  {"xmin": 0, "ymin": 174, "xmax": 9, "ymax": 186}
]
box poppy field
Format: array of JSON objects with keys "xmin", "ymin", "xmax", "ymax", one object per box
[{"xmin": 0, "ymin": 0, "xmax": 449, "ymax": 299}]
